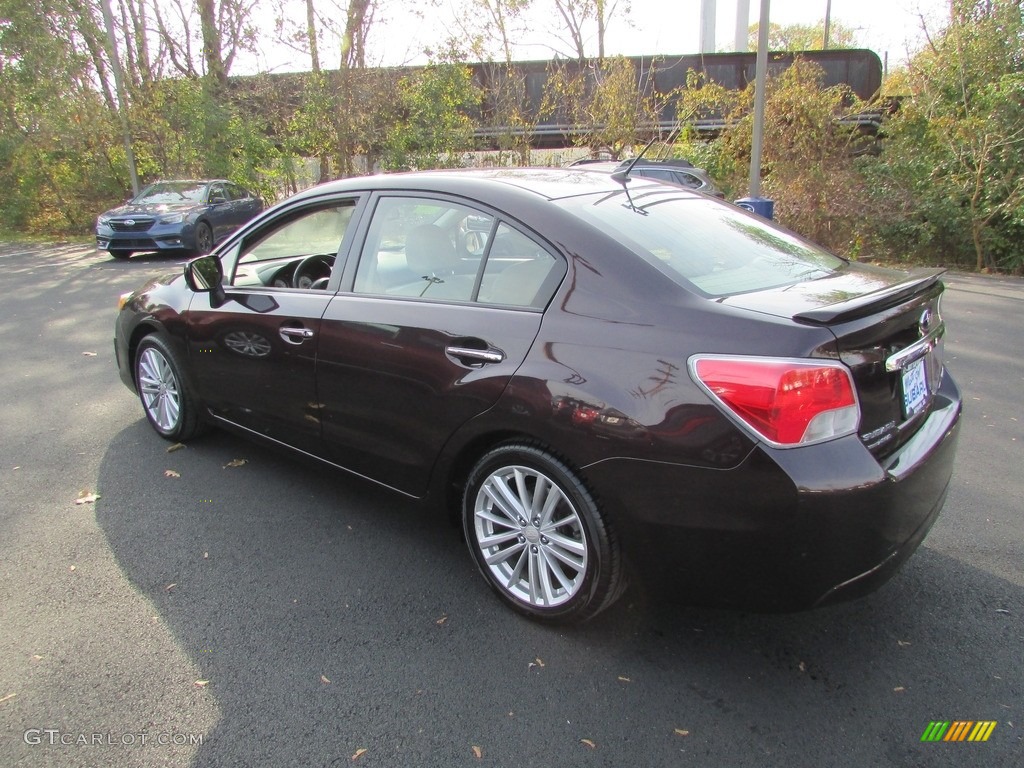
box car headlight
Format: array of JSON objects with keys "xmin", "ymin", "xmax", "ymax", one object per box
[
  {"xmin": 159, "ymin": 213, "xmax": 185, "ymax": 224},
  {"xmin": 118, "ymin": 291, "xmax": 134, "ymax": 310},
  {"xmin": 97, "ymin": 215, "xmax": 111, "ymax": 227}
]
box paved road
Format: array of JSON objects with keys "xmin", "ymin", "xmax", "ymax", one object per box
[{"xmin": 0, "ymin": 244, "xmax": 1021, "ymax": 767}]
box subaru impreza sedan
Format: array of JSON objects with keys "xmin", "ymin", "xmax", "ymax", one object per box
[
  {"xmin": 114, "ymin": 169, "xmax": 961, "ymax": 622},
  {"xmin": 97, "ymin": 179, "xmax": 262, "ymax": 259}
]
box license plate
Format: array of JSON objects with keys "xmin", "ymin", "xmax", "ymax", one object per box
[{"xmin": 901, "ymin": 357, "xmax": 929, "ymax": 418}]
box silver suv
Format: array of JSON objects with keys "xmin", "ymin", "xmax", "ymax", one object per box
[{"xmin": 568, "ymin": 158, "xmax": 724, "ymax": 198}]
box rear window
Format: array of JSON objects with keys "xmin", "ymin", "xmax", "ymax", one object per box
[{"xmin": 557, "ymin": 190, "xmax": 845, "ymax": 298}]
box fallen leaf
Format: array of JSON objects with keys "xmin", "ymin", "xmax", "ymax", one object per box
[
  {"xmin": 166, "ymin": 443, "xmax": 185, "ymax": 453},
  {"xmin": 321, "ymin": 675, "xmax": 331, "ymax": 684},
  {"xmin": 69, "ymin": 565, "xmax": 76, "ymax": 572},
  {"xmin": 580, "ymin": 738, "xmax": 596, "ymax": 749},
  {"xmin": 674, "ymin": 728, "xmax": 690, "ymax": 737},
  {"xmin": 165, "ymin": 583, "xmax": 177, "ymax": 592},
  {"xmin": 203, "ymin": 552, "xmax": 209, "ymax": 559},
  {"xmin": 164, "ymin": 469, "xmax": 181, "ymax": 478},
  {"xmin": 897, "ymin": 640, "xmax": 911, "ymax": 647},
  {"xmin": 31, "ymin": 655, "xmax": 43, "ymax": 662},
  {"xmin": 436, "ymin": 615, "xmax": 449, "ymax": 625},
  {"xmin": 223, "ymin": 458, "xmax": 248, "ymax": 469},
  {"xmin": 0, "ymin": 693, "xmax": 15, "ymax": 705},
  {"xmin": 194, "ymin": 680, "xmax": 209, "ymax": 688},
  {"xmin": 351, "ymin": 748, "xmax": 367, "ymax": 761},
  {"xmin": 995, "ymin": 608, "xmax": 1010, "ymax": 615},
  {"xmin": 618, "ymin": 676, "xmax": 631, "ymax": 683},
  {"xmin": 74, "ymin": 492, "xmax": 100, "ymax": 505},
  {"xmin": 893, "ymin": 686, "xmax": 905, "ymax": 693},
  {"xmin": 798, "ymin": 661, "xmax": 806, "ymax": 673},
  {"xmin": 472, "ymin": 745, "xmax": 483, "ymax": 759},
  {"xmin": 82, "ymin": 351, "xmax": 97, "ymax": 357}
]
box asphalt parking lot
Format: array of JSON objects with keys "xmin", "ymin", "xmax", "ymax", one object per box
[{"xmin": 0, "ymin": 243, "xmax": 1021, "ymax": 767}]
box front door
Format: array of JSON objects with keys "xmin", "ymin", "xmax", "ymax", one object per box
[{"xmin": 185, "ymin": 197, "xmax": 361, "ymax": 453}]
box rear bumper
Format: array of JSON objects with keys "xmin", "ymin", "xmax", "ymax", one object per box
[{"xmin": 584, "ymin": 372, "xmax": 962, "ymax": 611}]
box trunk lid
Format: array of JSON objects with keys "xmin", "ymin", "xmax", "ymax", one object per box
[{"xmin": 722, "ymin": 264, "xmax": 947, "ymax": 457}]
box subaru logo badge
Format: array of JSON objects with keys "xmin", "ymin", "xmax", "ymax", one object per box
[
  {"xmin": 125, "ymin": 219, "xmax": 135, "ymax": 226},
  {"xmin": 919, "ymin": 308, "xmax": 933, "ymax": 336}
]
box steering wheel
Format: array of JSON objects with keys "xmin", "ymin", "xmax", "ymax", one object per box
[{"xmin": 292, "ymin": 253, "xmax": 334, "ymax": 289}]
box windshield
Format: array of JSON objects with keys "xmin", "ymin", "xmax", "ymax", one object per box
[
  {"xmin": 134, "ymin": 181, "xmax": 208, "ymax": 205},
  {"xmin": 557, "ymin": 190, "xmax": 845, "ymax": 298}
]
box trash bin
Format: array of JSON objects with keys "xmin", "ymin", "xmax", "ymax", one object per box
[{"xmin": 734, "ymin": 197, "xmax": 774, "ymax": 220}]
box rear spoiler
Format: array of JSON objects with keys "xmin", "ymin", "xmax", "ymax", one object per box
[{"xmin": 793, "ymin": 268, "xmax": 946, "ymax": 325}]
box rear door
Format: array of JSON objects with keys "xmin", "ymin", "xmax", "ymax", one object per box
[{"xmin": 315, "ymin": 193, "xmax": 566, "ymax": 496}]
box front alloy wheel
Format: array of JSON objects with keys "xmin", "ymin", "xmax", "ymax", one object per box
[
  {"xmin": 463, "ymin": 443, "xmax": 624, "ymax": 622},
  {"xmin": 135, "ymin": 335, "xmax": 204, "ymax": 441}
]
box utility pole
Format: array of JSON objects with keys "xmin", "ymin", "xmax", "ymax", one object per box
[
  {"xmin": 735, "ymin": 0, "xmax": 750, "ymax": 50},
  {"xmin": 823, "ymin": 0, "xmax": 832, "ymax": 49},
  {"xmin": 745, "ymin": 0, "xmax": 770, "ymax": 215},
  {"xmin": 700, "ymin": 0, "xmax": 717, "ymax": 53}
]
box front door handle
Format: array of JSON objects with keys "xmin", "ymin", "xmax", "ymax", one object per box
[
  {"xmin": 445, "ymin": 345, "xmax": 505, "ymax": 365},
  {"xmin": 279, "ymin": 326, "xmax": 314, "ymax": 343}
]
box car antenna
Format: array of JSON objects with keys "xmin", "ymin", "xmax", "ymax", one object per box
[
  {"xmin": 610, "ymin": 125, "xmax": 683, "ymax": 213},
  {"xmin": 611, "ymin": 134, "xmax": 659, "ymax": 185}
]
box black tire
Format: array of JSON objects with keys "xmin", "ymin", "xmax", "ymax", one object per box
[
  {"xmin": 462, "ymin": 442, "xmax": 625, "ymax": 623},
  {"xmin": 193, "ymin": 222, "xmax": 213, "ymax": 255},
  {"xmin": 110, "ymin": 251, "xmax": 132, "ymax": 260},
  {"xmin": 134, "ymin": 334, "xmax": 206, "ymax": 442}
]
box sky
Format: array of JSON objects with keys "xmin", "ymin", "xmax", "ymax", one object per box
[{"xmin": 243, "ymin": 0, "xmax": 952, "ymax": 75}]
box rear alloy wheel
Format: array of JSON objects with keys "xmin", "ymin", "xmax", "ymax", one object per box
[
  {"xmin": 135, "ymin": 335, "xmax": 205, "ymax": 441},
  {"xmin": 463, "ymin": 443, "xmax": 624, "ymax": 623},
  {"xmin": 194, "ymin": 222, "xmax": 213, "ymax": 255}
]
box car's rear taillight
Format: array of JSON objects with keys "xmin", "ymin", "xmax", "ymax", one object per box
[{"xmin": 689, "ymin": 356, "xmax": 860, "ymax": 447}]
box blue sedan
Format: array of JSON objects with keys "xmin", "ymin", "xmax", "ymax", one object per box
[{"xmin": 96, "ymin": 179, "xmax": 263, "ymax": 260}]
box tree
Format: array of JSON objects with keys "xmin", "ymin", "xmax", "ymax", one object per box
[
  {"xmin": 866, "ymin": 0, "xmax": 1024, "ymax": 270},
  {"xmin": 674, "ymin": 60, "xmax": 873, "ymax": 253},
  {"xmin": 457, "ymin": 1, "xmax": 536, "ymax": 165},
  {"xmin": 550, "ymin": 0, "xmax": 630, "ymax": 61},
  {"xmin": 381, "ymin": 59, "xmax": 480, "ymax": 170},
  {"xmin": 542, "ymin": 55, "xmax": 661, "ymax": 158},
  {"xmin": 0, "ymin": 0, "xmax": 125, "ymax": 231},
  {"xmin": 748, "ymin": 19, "xmax": 858, "ymax": 51}
]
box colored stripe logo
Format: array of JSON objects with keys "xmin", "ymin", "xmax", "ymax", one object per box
[{"xmin": 921, "ymin": 721, "xmax": 997, "ymax": 742}]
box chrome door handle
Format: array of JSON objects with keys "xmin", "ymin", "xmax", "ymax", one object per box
[
  {"xmin": 279, "ymin": 327, "xmax": 314, "ymax": 342},
  {"xmin": 445, "ymin": 345, "xmax": 505, "ymax": 364}
]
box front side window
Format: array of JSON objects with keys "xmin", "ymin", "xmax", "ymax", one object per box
[{"xmin": 228, "ymin": 202, "xmax": 356, "ymax": 289}]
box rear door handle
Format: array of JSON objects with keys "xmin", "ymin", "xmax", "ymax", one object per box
[{"xmin": 445, "ymin": 345, "xmax": 505, "ymax": 366}]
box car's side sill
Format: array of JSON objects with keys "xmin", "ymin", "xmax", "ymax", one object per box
[{"xmin": 206, "ymin": 414, "xmax": 420, "ymax": 500}]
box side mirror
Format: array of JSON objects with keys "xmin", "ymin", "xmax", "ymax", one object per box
[{"xmin": 184, "ymin": 255, "xmax": 227, "ymax": 307}]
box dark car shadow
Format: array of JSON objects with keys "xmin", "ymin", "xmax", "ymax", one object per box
[{"xmin": 95, "ymin": 422, "xmax": 1023, "ymax": 768}]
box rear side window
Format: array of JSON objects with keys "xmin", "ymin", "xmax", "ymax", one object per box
[
  {"xmin": 558, "ymin": 190, "xmax": 844, "ymax": 298},
  {"xmin": 353, "ymin": 196, "xmax": 565, "ymax": 309}
]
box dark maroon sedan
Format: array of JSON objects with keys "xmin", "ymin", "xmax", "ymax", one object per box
[{"xmin": 114, "ymin": 169, "xmax": 961, "ymax": 622}]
